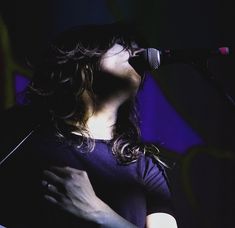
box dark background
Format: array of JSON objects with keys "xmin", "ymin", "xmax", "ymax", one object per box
[{"xmin": 0, "ymin": 0, "xmax": 235, "ymax": 227}]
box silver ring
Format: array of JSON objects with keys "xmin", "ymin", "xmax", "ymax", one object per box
[
  {"xmin": 46, "ymin": 183, "xmax": 51, "ymax": 189},
  {"xmin": 42, "ymin": 180, "xmax": 51, "ymax": 189}
]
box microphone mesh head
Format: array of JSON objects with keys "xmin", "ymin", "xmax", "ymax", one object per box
[{"xmin": 146, "ymin": 48, "xmax": 161, "ymax": 70}]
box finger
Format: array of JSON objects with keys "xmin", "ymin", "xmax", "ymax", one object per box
[
  {"xmin": 49, "ymin": 166, "xmax": 72, "ymax": 177},
  {"xmin": 42, "ymin": 180, "xmax": 58, "ymax": 193},
  {"xmin": 50, "ymin": 166, "xmax": 85, "ymax": 176},
  {"xmin": 44, "ymin": 194, "xmax": 58, "ymax": 204},
  {"xmin": 44, "ymin": 194, "xmax": 71, "ymax": 212},
  {"xmin": 43, "ymin": 170, "xmax": 64, "ymax": 185},
  {"xmin": 42, "ymin": 181, "xmax": 66, "ymax": 203}
]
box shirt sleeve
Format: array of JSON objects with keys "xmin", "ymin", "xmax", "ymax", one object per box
[{"xmin": 138, "ymin": 154, "xmax": 175, "ymax": 216}]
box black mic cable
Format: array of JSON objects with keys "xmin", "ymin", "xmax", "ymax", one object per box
[{"xmin": 0, "ymin": 125, "xmax": 40, "ymax": 167}]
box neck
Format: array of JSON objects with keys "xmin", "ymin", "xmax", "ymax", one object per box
[
  {"xmin": 74, "ymin": 86, "xmax": 133, "ymax": 140},
  {"xmin": 79, "ymin": 93, "xmax": 127, "ymax": 140},
  {"xmin": 85, "ymin": 115, "xmax": 116, "ymax": 140}
]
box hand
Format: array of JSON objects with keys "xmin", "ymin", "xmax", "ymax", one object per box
[{"xmin": 42, "ymin": 166, "xmax": 108, "ymax": 223}]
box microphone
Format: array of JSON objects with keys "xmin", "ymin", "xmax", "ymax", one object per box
[
  {"xmin": 129, "ymin": 47, "xmax": 230, "ymax": 72},
  {"xmin": 158, "ymin": 47, "xmax": 230, "ymax": 65}
]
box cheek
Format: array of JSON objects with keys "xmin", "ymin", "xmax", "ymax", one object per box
[
  {"xmin": 100, "ymin": 58, "xmax": 141, "ymax": 82},
  {"xmin": 99, "ymin": 57, "xmax": 119, "ymax": 73},
  {"xmin": 99, "ymin": 49, "xmax": 130, "ymax": 74}
]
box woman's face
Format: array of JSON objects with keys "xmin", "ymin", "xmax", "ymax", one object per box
[{"xmin": 99, "ymin": 43, "xmax": 143, "ymax": 93}]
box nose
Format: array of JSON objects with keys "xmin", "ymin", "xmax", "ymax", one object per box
[{"xmin": 130, "ymin": 48, "xmax": 146, "ymax": 57}]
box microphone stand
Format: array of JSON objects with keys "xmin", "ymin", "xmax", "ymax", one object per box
[{"xmin": 189, "ymin": 57, "xmax": 235, "ymax": 111}]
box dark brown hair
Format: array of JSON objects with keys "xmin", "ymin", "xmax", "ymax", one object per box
[{"xmin": 28, "ymin": 22, "xmax": 159, "ymax": 164}]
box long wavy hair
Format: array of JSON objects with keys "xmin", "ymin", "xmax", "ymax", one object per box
[{"xmin": 28, "ymin": 22, "xmax": 161, "ymax": 164}]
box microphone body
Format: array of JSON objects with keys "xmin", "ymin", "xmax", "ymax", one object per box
[
  {"xmin": 129, "ymin": 47, "xmax": 231, "ymax": 72},
  {"xmin": 159, "ymin": 47, "xmax": 230, "ymax": 65}
]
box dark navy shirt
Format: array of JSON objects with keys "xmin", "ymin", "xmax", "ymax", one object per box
[{"xmin": 0, "ymin": 126, "xmax": 174, "ymax": 228}]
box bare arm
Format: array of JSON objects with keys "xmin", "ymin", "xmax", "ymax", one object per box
[
  {"xmin": 95, "ymin": 206, "xmax": 138, "ymax": 228},
  {"xmin": 146, "ymin": 213, "xmax": 178, "ymax": 228},
  {"xmin": 43, "ymin": 166, "xmax": 137, "ymax": 228}
]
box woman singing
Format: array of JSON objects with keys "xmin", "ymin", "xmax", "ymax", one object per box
[{"xmin": 0, "ymin": 22, "xmax": 177, "ymax": 228}]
